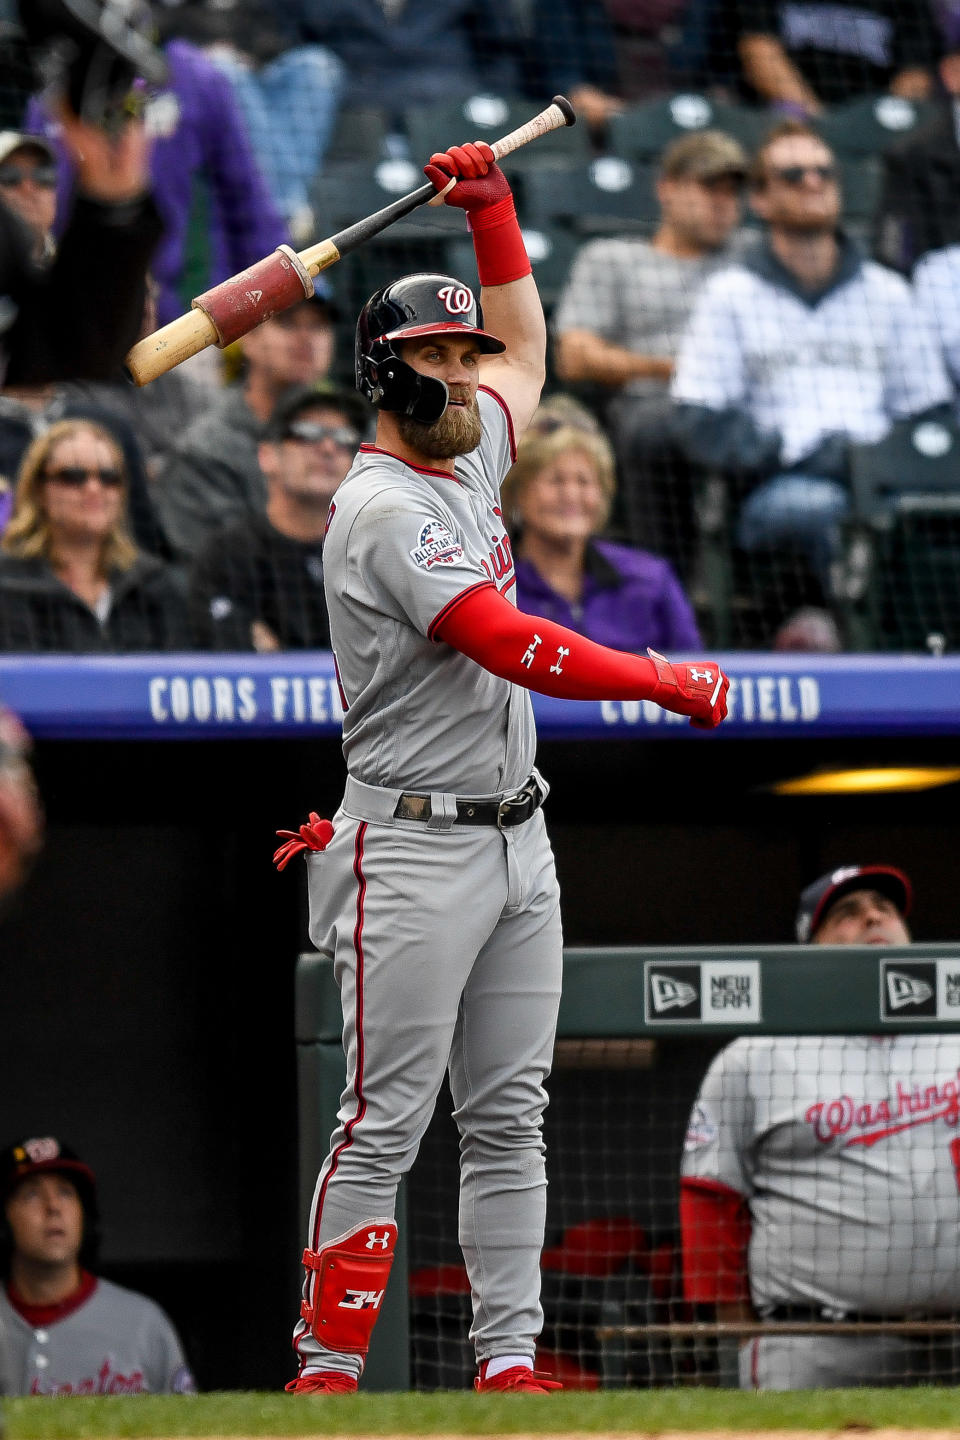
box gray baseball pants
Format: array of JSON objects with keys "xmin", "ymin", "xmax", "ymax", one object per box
[{"xmin": 293, "ymin": 774, "xmax": 563, "ymax": 1377}]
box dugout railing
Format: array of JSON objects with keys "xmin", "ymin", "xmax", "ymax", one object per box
[{"xmin": 294, "ymin": 943, "xmax": 960, "ymax": 1390}]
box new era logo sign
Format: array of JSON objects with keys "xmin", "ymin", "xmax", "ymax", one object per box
[
  {"xmin": 651, "ymin": 975, "xmax": 698, "ymax": 1012},
  {"xmin": 645, "ymin": 964, "xmax": 701, "ymax": 1022},
  {"xmin": 880, "ymin": 961, "xmax": 937, "ymax": 1019},
  {"xmin": 643, "ymin": 960, "xmax": 763, "ymax": 1026},
  {"xmin": 886, "ymin": 970, "xmax": 933, "ymax": 1011}
]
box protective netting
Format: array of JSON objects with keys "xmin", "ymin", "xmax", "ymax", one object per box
[
  {"xmin": 1, "ymin": 3, "xmax": 959, "ymax": 652},
  {"xmin": 407, "ymin": 1031, "xmax": 960, "ymax": 1390}
]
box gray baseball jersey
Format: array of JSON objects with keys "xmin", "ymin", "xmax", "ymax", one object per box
[
  {"xmin": 292, "ymin": 383, "xmax": 564, "ymax": 1382},
  {"xmin": 683, "ymin": 1034, "xmax": 960, "ymax": 1388},
  {"xmin": 0, "ymin": 1275, "xmax": 195, "ymax": 1395},
  {"xmin": 322, "ymin": 386, "xmax": 534, "ymax": 794}
]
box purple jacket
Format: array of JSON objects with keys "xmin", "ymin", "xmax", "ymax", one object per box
[
  {"xmin": 27, "ymin": 40, "xmax": 288, "ymax": 326},
  {"xmin": 513, "ymin": 538, "xmax": 701, "ymax": 653}
]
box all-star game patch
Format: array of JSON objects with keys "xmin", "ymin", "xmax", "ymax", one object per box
[{"xmin": 410, "ymin": 520, "xmax": 465, "ymax": 569}]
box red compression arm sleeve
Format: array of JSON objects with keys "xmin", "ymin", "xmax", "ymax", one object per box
[
  {"xmin": 433, "ymin": 581, "xmax": 661, "ymax": 700},
  {"xmin": 680, "ymin": 1178, "xmax": 751, "ymax": 1303}
]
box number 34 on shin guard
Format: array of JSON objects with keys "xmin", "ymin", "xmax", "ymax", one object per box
[{"xmin": 299, "ymin": 1220, "xmax": 398, "ymax": 1354}]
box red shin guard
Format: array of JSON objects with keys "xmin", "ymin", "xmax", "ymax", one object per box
[{"xmin": 300, "ymin": 1220, "xmax": 397, "ymax": 1355}]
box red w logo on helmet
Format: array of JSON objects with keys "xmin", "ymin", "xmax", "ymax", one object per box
[{"xmin": 437, "ymin": 284, "xmax": 473, "ymax": 315}]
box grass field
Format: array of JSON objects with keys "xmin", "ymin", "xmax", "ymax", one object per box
[{"xmin": 5, "ymin": 1388, "xmax": 960, "ymax": 1439}]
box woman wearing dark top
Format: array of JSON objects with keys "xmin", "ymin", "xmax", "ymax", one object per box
[
  {"xmin": 0, "ymin": 419, "xmax": 190, "ymax": 652},
  {"xmin": 501, "ymin": 404, "xmax": 701, "ymax": 653}
]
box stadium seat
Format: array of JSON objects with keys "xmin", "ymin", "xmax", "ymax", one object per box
[
  {"xmin": 838, "ymin": 155, "xmax": 883, "ymax": 230},
  {"xmin": 607, "ymin": 94, "xmax": 770, "ymax": 164},
  {"xmin": 312, "ymin": 161, "xmax": 463, "ymax": 240},
  {"xmin": 404, "ymin": 94, "xmax": 591, "ymax": 171},
  {"xmin": 520, "ymin": 158, "xmax": 658, "ymax": 236},
  {"xmin": 815, "ymin": 94, "xmax": 937, "ymax": 157},
  {"xmin": 323, "ymin": 106, "xmax": 391, "ymax": 167},
  {"xmin": 844, "ymin": 415, "xmax": 960, "ymax": 649}
]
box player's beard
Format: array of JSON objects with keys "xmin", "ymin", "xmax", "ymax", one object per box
[{"xmin": 395, "ymin": 391, "xmax": 483, "ymax": 460}]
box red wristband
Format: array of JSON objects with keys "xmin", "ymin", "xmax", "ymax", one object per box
[{"xmin": 467, "ymin": 194, "xmax": 531, "ymax": 287}]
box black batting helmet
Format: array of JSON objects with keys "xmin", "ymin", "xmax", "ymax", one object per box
[
  {"xmin": 355, "ymin": 273, "xmax": 505, "ymax": 425},
  {"xmin": 0, "ymin": 1135, "xmax": 100, "ymax": 1275}
]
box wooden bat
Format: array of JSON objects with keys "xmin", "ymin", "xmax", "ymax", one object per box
[{"xmin": 126, "ymin": 95, "xmax": 576, "ymax": 387}]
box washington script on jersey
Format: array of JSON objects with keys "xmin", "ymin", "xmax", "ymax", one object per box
[{"xmin": 601, "ymin": 672, "xmax": 821, "ymax": 726}]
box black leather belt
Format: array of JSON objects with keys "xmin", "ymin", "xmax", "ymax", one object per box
[{"xmin": 393, "ymin": 775, "xmax": 544, "ymax": 829}]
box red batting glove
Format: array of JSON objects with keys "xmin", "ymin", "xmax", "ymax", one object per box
[
  {"xmin": 273, "ymin": 812, "xmax": 334, "ymax": 871},
  {"xmin": 645, "ymin": 649, "xmax": 730, "ymax": 730},
  {"xmin": 423, "ymin": 141, "xmax": 512, "ymax": 212}
]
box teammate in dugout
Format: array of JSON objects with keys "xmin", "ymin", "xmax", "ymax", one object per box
[
  {"xmin": 0, "ymin": 1136, "xmax": 195, "ymax": 1395},
  {"xmin": 681, "ymin": 864, "xmax": 960, "ymax": 1389},
  {"xmin": 276, "ymin": 135, "xmax": 730, "ymax": 1396}
]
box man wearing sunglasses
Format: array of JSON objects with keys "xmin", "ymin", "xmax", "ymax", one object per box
[
  {"xmin": 188, "ymin": 383, "xmax": 365, "ymax": 651},
  {"xmin": 671, "ymin": 119, "xmax": 952, "ymax": 641},
  {"xmin": 0, "ymin": 133, "xmax": 58, "ymax": 264}
]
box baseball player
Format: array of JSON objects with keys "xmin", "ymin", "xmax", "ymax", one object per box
[
  {"xmin": 0, "ymin": 1136, "xmax": 195, "ymax": 1395},
  {"xmin": 681, "ymin": 864, "xmax": 960, "ymax": 1389},
  {"xmin": 277, "ymin": 136, "xmax": 729, "ymax": 1396}
]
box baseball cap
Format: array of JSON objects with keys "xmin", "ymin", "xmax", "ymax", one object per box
[
  {"xmin": 795, "ymin": 864, "xmax": 913, "ymax": 942},
  {"xmin": 0, "ymin": 132, "xmax": 55, "ymax": 167},
  {"xmin": 0, "ymin": 1135, "xmax": 96, "ymax": 1206},
  {"xmin": 265, "ymin": 382, "xmax": 368, "ymax": 442},
  {"xmin": 660, "ymin": 130, "xmax": 748, "ymax": 182}
]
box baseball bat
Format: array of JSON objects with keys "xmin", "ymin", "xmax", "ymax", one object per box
[{"xmin": 125, "ymin": 95, "xmax": 576, "ymax": 387}]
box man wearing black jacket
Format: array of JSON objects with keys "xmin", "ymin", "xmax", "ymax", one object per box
[{"xmin": 188, "ymin": 384, "xmax": 365, "ymax": 651}]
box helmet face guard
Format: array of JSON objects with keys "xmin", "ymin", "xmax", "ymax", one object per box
[{"xmin": 356, "ymin": 274, "xmax": 505, "ymax": 426}]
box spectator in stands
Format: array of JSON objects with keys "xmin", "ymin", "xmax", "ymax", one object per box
[
  {"xmin": 189, "ymin": 382, "xmax": 365, "ymax": 650},
  {"xmin": 61, "ymin": 276, "xmax": 220, "ymax": 485},
  {"xmin": 0, "ymin": 380, "xmax": 170, "ymax": 559},
  {"xmin": 156, "ymin": 1, "xmax": 345, "ymax": 242},
  {"xmin": 26, "ymin": 36, "xmax": 288, "ymax": 329},
  {"xmin": 914, "ymin": 242, "xmax": 960, "ymax": 393},
  {"xmin": 291, "ymin": 0, "xmax": 525, "ymax": 114},
  {"xmin": 0, "ymin": 420, "xmax": 191, "ymax": 652},
  {"xmin": 500, "ymin": 398, "xmax": 701, "ymax": 652},
  {"xmin": 733, "ymin": 0, "xmax": 941, "ymax": 112},
  {"xmin": 155, "ymin": 288, "xmax": 337, "ymax": 562},
  {"xmin": 671, "ymin": 121, "xmax": 952, "ymax": 596},
  {"xmin": 876, "ymin": 23, "xmax": 960, "ymax": 271},
  {"xmin": 0, "ymin": 1135, "xmax": 195, "ymax": 1394},
  {"xmin": 554, "ymin": 130, "xmax": 747, "ymax": 578},
  {"xmin": 0, "ymin": 131, "xmax": 57, "ymax": 263},
  {"xmin": 527, "ymin": 0, "xmax": 700, "ymax": 133},
  {"xmin": 680, "ymin": 863, "xmax": 960, "ymax": 1388}
]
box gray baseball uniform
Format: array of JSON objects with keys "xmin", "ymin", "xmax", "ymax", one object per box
[
  {"xmin": 292, "ymin": 385, "xmax": 563, "ymax": 1379},
  {"xmin": 0, "ymin": 1275, "xmax": 195, "ymax": 1394},
  {"xmin": 682, "ymin": 1034, "xmax": 960, "ymax": 1388}
]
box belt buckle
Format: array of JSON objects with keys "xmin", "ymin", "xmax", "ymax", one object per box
[{"xmin": 496, "ymin": 779, "xmax": 536, "ymax": 830}]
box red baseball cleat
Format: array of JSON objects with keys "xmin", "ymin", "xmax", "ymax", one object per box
[
  {"xmin": 475, "ymin": 1365, "xmax": 562, "ymax": 1392},
  {"xmin": 285, "ymin": 1370, "xmax": 358, "ymax": 1394}
]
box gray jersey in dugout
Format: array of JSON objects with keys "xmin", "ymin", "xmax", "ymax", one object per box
[
  {"xmin": 323, "ymin": 386, "xmax": 536, "ymax": 795},
  {"xmin": 0, "ymin": 1276, "xmax": 195, "ymax": 1395}
]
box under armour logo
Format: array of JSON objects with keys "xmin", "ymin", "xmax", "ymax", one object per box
[
  {"xmin": 339, "ymin": 1289, "xmax": 385, "ymax": 1310},
  {"xmin": 690, "ymin": 668, "xmax": 714, "ymax": 683},
  {"xmin": 437, "ymin": 283, "xmax": 473, "ymax": 315},
  {"xmin": 550, "ymin": 646, "xmax": 570, "ymax": 675},
  {"xmin": 521, "ymin": 634, "xmax": 542, "ymax": 669},
  {"xmin": 365, "ymin": 1231, "xmax": 391, "ymax": 1250}
]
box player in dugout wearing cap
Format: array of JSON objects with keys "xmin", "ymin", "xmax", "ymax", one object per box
[
  {"xmin": 680, "ymin": 864, "xmax": 960, "ymax": 1389},
  {"xmin": 276, "ymin": 134, "xmax": 729, "ymax": 1395}
]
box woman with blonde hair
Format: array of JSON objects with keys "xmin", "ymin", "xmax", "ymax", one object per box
[
  {"xmin": 501, "ymin": 398, "xmax": 701, "ymax": 653},
  {"xmin": 0, "ymin": 419, "xmax": 190, "ymax": 652}
]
